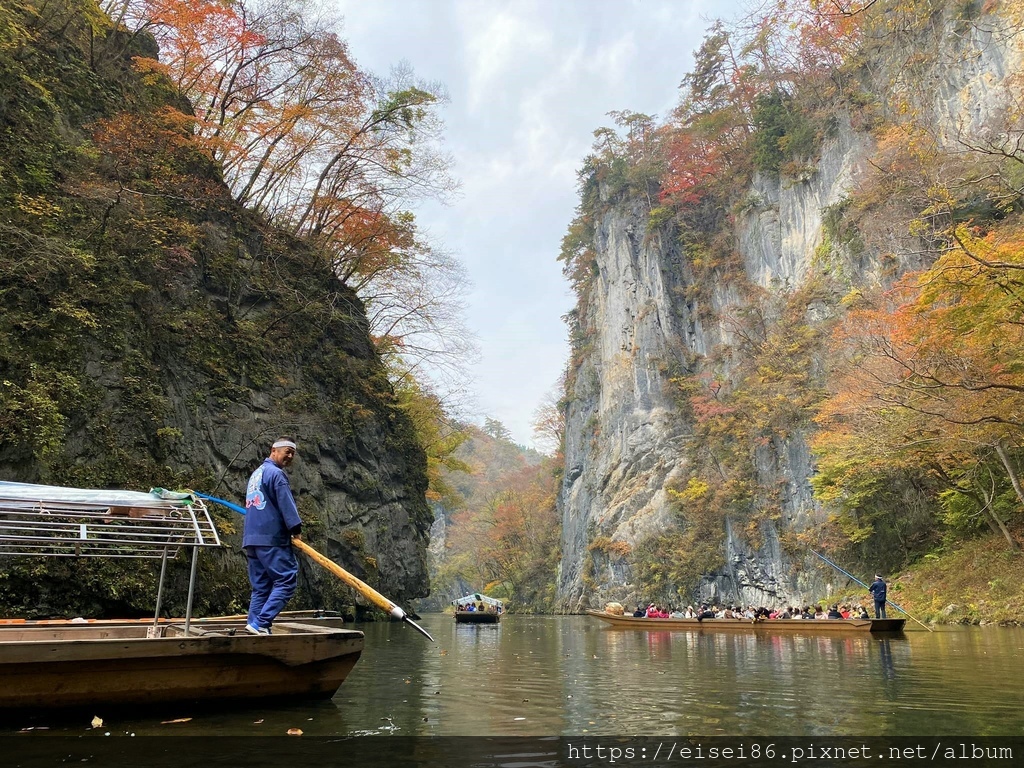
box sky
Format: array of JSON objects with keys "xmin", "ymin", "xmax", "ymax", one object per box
[{"xmin": 331, "ymin": 0, "xmax": 746, "ymax": 448}]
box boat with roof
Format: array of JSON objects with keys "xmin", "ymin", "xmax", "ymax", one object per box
[
  {"xmin": 0, "ymin": 480, "xmax": 363, "ymax": 713},
  {"xmin": 452, "ymin": 592, "xmax": 503, "ymax": 623}
]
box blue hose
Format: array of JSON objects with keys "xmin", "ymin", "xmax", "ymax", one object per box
[{"xmin": 193, "ymin": 491, "xmax": 247, "ymax": 516}]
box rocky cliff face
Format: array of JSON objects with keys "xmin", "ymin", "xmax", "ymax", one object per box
[
  {"xmin": 0, "ymin": 1, "xmax": 430, "ymax": 617},
  {"xmin": 558, "ymin": 8, "xmax": 1024, "ymax": 611}
]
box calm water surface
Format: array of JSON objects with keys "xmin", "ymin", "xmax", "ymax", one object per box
[{"xmin": 16, "ymin": 615, "xmax": 1024, "ymax": 736}]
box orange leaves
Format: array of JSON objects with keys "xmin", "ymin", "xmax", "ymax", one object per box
[
  {"xmin": 124, "ymin": 0, "xmax": 462, "ymax": 375},
  {"xmin": 814, "ymin": 215, "xmax": 1024, "ymax": 529},
  {"xmin": 688, "ymin": 390, "xmax": 737, "ymax": 426},
  {"xmin": 440, "ymin": 428, "xmax": 560, "ymax": 606},
  {"xmin": 91, "ymin": 106, "xmax": 222, "ymax": 203},
  {"xmin": 659, "ymin": 130, "xmax": 728, "ymax": 209}
]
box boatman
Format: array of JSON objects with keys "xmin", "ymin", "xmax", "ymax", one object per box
[
  {"xmin": 243, "ymin": 438, "xmax": 302, "ymax": 635},
  {"xmin": 868, "ymin": 574, "xmax": 887, "ymax": 619}
]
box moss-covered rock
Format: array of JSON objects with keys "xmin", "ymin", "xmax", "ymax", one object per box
[{"xmin": 0, "ymin": 0, "xmax": 431, "ymax": 617}]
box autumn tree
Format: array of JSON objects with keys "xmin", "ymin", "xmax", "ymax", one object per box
[
  {"xmin": 532, "ymin": 380, "xmax": 566, "ymax": 458},
  {"xmin": 433, "ymin": 423, "xmax": 559, "ymax": 611},
  {"xmin": 109, "ymin": 0, "xmax": 469, "ymax": 394},
  {"xmin": 387, "ymin": 367, "xmax": 471, "ymax": 507},
  {"xmin": 810, "ymin": 0, "xmax": 1024, "ymax": 555},
  {"xmin": 814, "ymin": 223, "xmax": 1024, "ymax": 551},
  {"xmin": 447, "ymin": 459, "xmax": 560, "ymax": 610}
]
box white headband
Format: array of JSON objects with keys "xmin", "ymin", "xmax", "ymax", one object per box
[{"xmin": 272, "ymin": 440, "xmax": 297, "ymax": 450}]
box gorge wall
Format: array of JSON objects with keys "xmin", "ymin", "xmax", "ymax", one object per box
[
  {"xmin": 0, "ymin": 1, "xmax": 431, "ymax": 618},
  {"xmin": 557, "ymin": 7, "xmax": 1024, "ymax": 611}
]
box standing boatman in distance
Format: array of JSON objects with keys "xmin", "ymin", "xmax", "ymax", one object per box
[
  {"xmin": 869, "ymin": 573, "xmax": 887, "ymax": 619},
  {"xmin": 243, "ymin": 438, "xmax": 302, "ymax": 635}
]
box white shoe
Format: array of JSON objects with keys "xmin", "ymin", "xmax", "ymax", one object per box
[{"xmin": 245, "ymin": 623, "xmax": 267, "ymax": 635}]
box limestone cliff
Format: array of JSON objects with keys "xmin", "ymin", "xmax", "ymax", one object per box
[{"xmin": 558, "ymin": 6, "xmax": 1024, "ymax": 610}]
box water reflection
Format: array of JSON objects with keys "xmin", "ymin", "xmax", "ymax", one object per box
[
  {"xmin": 878, "ymin": 637, "xmax": 897, "ymax": 679},
  {"xmin": 8, "ymin": 617, "xmax": 1024, "ymax": 737}
]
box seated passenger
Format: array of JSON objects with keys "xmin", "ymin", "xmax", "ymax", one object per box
[
  {"xmin": 827, "ymin": 604, "xmax": 843, "ymax": 619},
  {"xmin": 633, "ymin": 605, "xmax": 646, "ymax": 617},
  {"xmin": 857, "ymin": 605, "xmax": 870, "ymax": 619},
  {"xmin": 646, "ymin": 603, "xmax": 659, "ymax": 618},
  {"xmin": 814, "ymin": 606, "xmax": 826, "ymax": 619}
]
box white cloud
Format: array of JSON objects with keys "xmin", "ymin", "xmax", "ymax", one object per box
[{"xmin": 330, "ymin": 0, "xmax": 745, "ymax": 447}]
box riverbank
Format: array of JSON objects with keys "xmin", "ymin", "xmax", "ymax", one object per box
[{"xmin": 885, "ymin": 535, "xmax": 1024, "ymax": 626}]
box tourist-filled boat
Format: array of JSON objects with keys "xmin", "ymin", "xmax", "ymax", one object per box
[
  {"xmin": 586, "ymin": 609, "xmax": 905, "ymax": 633},
  {"xmin": 0, "ymin": 481, "xmax": 364, "ymax": 712},
  {"xmin": 452, "ymin": 592, "xmax": 503, "ymax": 623}
]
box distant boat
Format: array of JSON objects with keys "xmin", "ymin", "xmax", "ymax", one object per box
[
  {"xmin": 452, "ymin": 593, "xmax": 503, "ymax": 624},
  {"xmin": 0, "ymin": 481, "xmax": 364, "ymax": 712},
  {"xmin": 586, "ymin": 609, "xmax": 905, "ymax": 633}
]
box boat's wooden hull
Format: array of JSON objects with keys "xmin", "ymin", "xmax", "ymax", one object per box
[
  {"xmin": 0, "ymin": 609, "xmax": 347, "ymax": 629},
  {"xmin": 455, "ymin": 611, "xmax": 500, "ymax": 624},
  {"xmin": 586, "ymin": 610, "xmax": 905, "ymax": 633},
  {"xmin": 0, "ymin": 621, "xmax": 363, "ymax": 711}
]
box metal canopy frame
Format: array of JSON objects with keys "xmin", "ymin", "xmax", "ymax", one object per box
[{"xmin": 0, "ymin": 482, "xmax": 222, "ymax": 635}]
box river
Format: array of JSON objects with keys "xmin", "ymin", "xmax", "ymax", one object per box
[{"xmin": 13, "ymin": 614, "xmax": 1023, "ymax": 737}]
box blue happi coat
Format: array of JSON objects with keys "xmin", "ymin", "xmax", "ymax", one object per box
[{"xmin": 243, "ymin": 458, "xmax": 301, "ymax": 547}]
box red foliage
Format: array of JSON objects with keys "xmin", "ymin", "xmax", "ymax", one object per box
[{"xmin": 659, "ymin": 130, "xmax": 727, "ymax": 208}]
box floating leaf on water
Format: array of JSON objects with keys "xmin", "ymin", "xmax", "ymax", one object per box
[
  {"xmin": 160, "ymin": 718, "xmax": 192, "ymax": 724},
  {"xmin": 286, "ymin": 728, "xmax": 303, "ymax": 736},
  {"xmin": 253, "ymin": 719, "xmax": 264, "ymax": 724},
  {"xmin": 513, "ymin": 717, "xmax": 526, "ymax": 721},
  {"xmin": 90, "ymin": 716, "xmax": 103, "ymax": 729}
]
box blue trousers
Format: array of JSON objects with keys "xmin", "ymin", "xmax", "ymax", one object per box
[
  {"xmin": 874, "ymin": 599, "xmax": 887, "ymax": 619},
  {"xmin": 246, "ymin": 545, "xmax": 298, "ymax": 630}
]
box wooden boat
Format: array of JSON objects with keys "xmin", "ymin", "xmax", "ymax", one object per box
[
  {"xmin": 0, "ymin": 620, "xmax": 363, "ymax": 711},
  {"xmin": 454, "ymin": 610, "xmax": 500, "ymax": 624},
  {"xmin": 0, "ymin": 609, "xmax": 348, "ymax": 630},
  {"xmin": 0, "ymin": 481, "xmax": 364, "ymax": 712},
  {"xmin": 452, "ymin": 592, "xmax": 503, "ymax": 623},
  {"xmin": 586, "ymin": 609, "xmax": 906, "ymax": 633}
]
